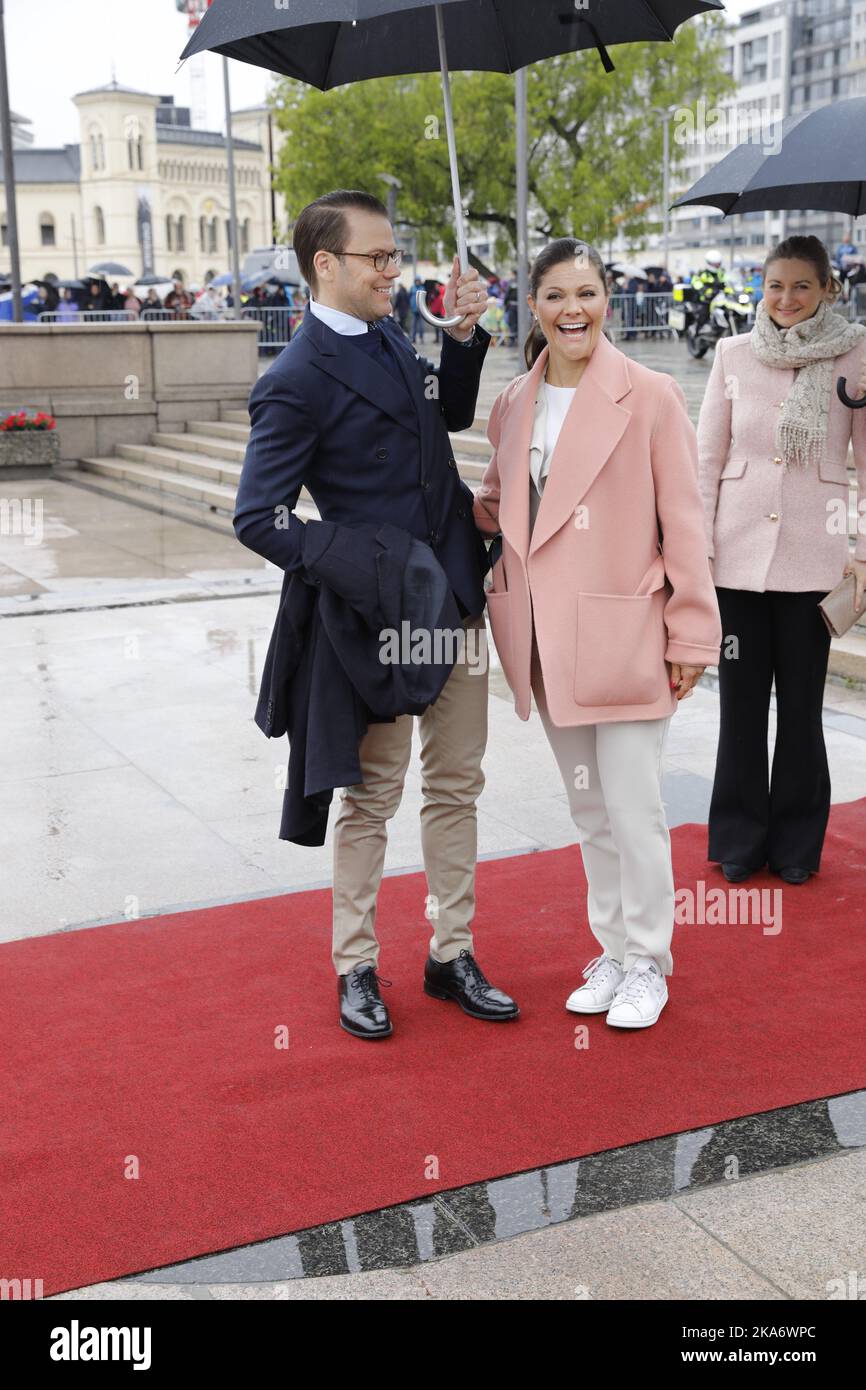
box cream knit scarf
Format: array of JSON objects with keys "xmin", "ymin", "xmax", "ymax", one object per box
[{"xmin": 750, "ymin": 298, "xmax": 866, "ymax": 468}]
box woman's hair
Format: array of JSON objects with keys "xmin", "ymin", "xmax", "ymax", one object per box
[
  {"xmin": 524, "ymin": 238, "xmax": 609, "ymax": 370},
  {"xmin": 762, "ymin": 235, "xmax": 842, "ymax": 300}
]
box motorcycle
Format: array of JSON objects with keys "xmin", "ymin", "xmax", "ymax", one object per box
[{"xmin": 669, "ymin": 281, "xmax": 756, "ymax": 357}]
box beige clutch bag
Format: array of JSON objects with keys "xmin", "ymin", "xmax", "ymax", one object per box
[{"xmin": 818, "ymin": 573, "xmax": 866, "ymax": 638}]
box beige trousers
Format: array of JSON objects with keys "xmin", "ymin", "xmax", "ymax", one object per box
[{"xmin": 332, "ymin": 613, "xmax": 488, "ymax": 975}]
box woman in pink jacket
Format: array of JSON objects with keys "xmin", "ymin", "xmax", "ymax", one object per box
[
  {"xmin": 697, "ymin": 235, "xmax": 866, "ymax": 887},
  {"xmin": 473, "ymin": 239, "xmax": 721, "ymax": 1029}
]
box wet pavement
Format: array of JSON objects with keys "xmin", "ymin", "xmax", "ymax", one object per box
[{"xmin": 3, "ymin": 337, "xmax": 865, "ymax": 1299}]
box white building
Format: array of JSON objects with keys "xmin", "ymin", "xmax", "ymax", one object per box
[{"xmin": 0, "ymin": 80, "xmax": 276, "ymax": 287}]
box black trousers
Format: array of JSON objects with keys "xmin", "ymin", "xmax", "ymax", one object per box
[{"xmin": 709, "ymin": 587, "xmax": 832, "ymax": 873}]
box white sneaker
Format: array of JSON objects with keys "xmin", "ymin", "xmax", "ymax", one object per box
[
  {"xmin": 606, "ymin": 957, "xmax": 668, "ymax": 1029},
  {"xmin": 565, "ymin": 954, "xmax": 625, "ymax": 1013}
]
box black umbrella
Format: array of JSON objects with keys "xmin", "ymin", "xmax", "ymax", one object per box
[
  {"xmin": 672, "ymin": 96, "xmax": 866, "ymax": 406},
  {"xmin": 86, "ymin": 261, "xmax": 135, "ymax": 278},
  {"xmin": 181, "ymin": 0, "xmax": 723, "ymax": 325},
  {"xmin": 57, "ymin": 278, "xmax": 86, "ymax": 290},
  {"xmin": 134, "ymin": 272, "xmax": 173, "ymax": 286},
  {"xmin": 672, "ymin": 98, "xmax": 866, "ymax": 218}
]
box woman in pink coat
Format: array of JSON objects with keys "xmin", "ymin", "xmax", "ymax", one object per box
[
  {"xmin": 473, "ymin": 239, "xmax": 721, "ymax": 1029},
  {"xmin": 697, "ymin": 235, "xmax": 866, "ymax": 888}
]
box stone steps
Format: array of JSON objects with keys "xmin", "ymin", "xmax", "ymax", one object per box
[
  {"xmin": 150, "ymin": 430, "xmax": 247, "ymax": 463},
  {"xmin": 76, "ymin": 452, "xmax": 319, "ymax": 522},
  {"xmin": 115, "ymin": 442, "xmax": 243, "ymax": 486}
]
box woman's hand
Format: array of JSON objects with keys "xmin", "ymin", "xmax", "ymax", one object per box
[
  {"xmin": 842, "ymin": 557, "xmax": 866, "ymax": 610},
  {"xmin": 670, "ymin": 663, "xmax": 705, "ymax": 700}
]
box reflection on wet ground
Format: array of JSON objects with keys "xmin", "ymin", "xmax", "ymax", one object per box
[{"xmin": 125, "ymin": 1091, "xmax": 865, "ymax": 1283}]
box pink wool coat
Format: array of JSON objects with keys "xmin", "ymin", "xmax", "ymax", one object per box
[
  {"xmin": 696, "ymin": 331, "xmax": 866, "ymax": 591},
  {"xmin": 473, "ymin": 332, "xmax": 722, "ymax": 725}
]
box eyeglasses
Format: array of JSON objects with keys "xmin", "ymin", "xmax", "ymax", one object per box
[{"xmin": 338, "ymin": 248, "xmax": 405, "ymax": 273}]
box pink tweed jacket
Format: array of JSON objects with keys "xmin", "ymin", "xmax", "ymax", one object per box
[{"xmin": 696, "ymin": 332, "xmax": 866, "ymax": 592}]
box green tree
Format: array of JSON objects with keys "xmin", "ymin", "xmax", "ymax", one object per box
[{"xmin": 271, "ymin": 14, "xmax": 734, "ymax": 262}]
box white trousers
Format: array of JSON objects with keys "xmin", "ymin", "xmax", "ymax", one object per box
[{"xmin": 531, "ymin": 644, "xmax": 675, "ymax": 976}]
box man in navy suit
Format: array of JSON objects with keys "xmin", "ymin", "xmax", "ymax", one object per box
[{"xmin": 234, "ymin": 189, "xmax": 519, "ymax": 1039}]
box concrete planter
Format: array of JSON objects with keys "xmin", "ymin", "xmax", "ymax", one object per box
[
  {"xmin": 0, "ymin": 321, "xmax": 259, "ymax": 463},
  {"xmin": 0, "ymin": 430, "xmax": 61, "ymax": 468}
]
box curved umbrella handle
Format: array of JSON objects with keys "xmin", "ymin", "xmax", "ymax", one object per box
[
  {"xmin": 837, "ymin": 375, "xmax": 866, "ymax": 409},
  {"xmin": 416, "ymin": 288, "xmax": 466, "ymax": 329}
]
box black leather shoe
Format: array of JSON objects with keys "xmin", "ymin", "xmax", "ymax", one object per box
[
  {"xmin": 339, "ymin": 964, "xmax": 393, "ymax": 1040},
  {"xmin": 775, "ymin": 867, "xmax": 812, "ymax": 885},
  {"xmin": 721, "ymin": 862, "xmax": 753, "ymax": 883},
  {"xmin": 424, "ymin": 949, "xmax": 519, "ymax": 1021}
]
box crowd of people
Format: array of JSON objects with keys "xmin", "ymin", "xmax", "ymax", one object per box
[
  {"xmin": 21, "ymin": 241, "xmax": 864, "ymax": 346},
  {"xmin": 27, "ymin": 274, "xmax": 310, "ymax": 328}
]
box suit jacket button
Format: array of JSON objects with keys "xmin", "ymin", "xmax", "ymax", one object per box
[
  {"xmin": 773, "ymin": 456, "xmax": 783, "ymax": 465},
  {"xmin": 429, "ymin": 530, "xmax": 438, "ymax": 543},
  {"xmin": 769, "ymin": 513, "xmax": 779, "ymax": 521},
  {"xmin": 376, "ymin": 448, "xmax": 388, "ymax": 460},
  {"xmin": 448, "ymin": 458, "xmax": 457, "ymax": 469},
  {"xmin": 456, "ymin": 506, "xmax": 466, "ymax": 519},
  {"xmin": 421, "ymin": 479, "xmax": 430, "ymax": 490}
]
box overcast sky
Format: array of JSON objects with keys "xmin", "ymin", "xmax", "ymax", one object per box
[{"xmin": 6, "ymin": 0, "xmax": 753, "ymax": 148}]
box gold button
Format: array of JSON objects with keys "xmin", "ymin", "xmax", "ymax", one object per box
[
  {"xmin": 769, "ymin": 513, "xmax": 779, "ymax": 521},
  {"xmin": 773, "ymin": 457, "xmax": 783, "ymax": 465}
]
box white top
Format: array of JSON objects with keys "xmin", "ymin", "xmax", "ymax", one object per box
[
  {"xmin": 308, "ymin": 295, "xmax": 368, "ymax": 335},
  {"xmin": 529, "ymin": 381, "xmax": 577, "ymax": 496}
]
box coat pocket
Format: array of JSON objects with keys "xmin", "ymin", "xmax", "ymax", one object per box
[
  {"xmin": 484, "ymin": 588, "xmax": 513, "ymax": 683},
  {"xmin": 720, "ymin": 456, "xmax": 748, "ymax": 480},
  {"xmin": 574, "ymin": 591, "xmax": 665, "ymax": 707},
  {"xmin": 817, "ymin": 457, "xmax": 850, "ymax": 485}
]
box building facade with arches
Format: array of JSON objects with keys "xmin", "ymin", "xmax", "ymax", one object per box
[{"xmin": 1, "ymin": 80, "xmax": 274, "ymax": 287}]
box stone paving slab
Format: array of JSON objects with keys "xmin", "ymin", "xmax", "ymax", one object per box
[{"xmin": 673, "ymin": 1147, "xmax": 866, "ymax": 1301}]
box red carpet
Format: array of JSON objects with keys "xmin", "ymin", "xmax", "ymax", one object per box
[{"xmin": 2, "ymin": 801, "xmax": 865, "ymax": 1296}]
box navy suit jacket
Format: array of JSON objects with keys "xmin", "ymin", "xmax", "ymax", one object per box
[{"xmin": 233, "ymin": 310, "xmax": 492, "ymax": 614}]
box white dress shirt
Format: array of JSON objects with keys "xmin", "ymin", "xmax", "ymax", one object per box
[
  {"xmin": 307, "ymin": 295, "xmax": 368, "ymax": 335},
  {"xmin": 308, "ymin": 293, "xmax": 476, "ymax": 346}
]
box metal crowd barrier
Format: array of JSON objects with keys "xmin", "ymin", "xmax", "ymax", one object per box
[
  {"xmin": 606, "ymin": 292, "xmax": 676, "ymax": 341},
  {"xmin": 37, "ymin": 309, "xmax": 138, "ymax": 324},
  {"xmin": 140, "ymin": 308, "xmax": 193, "ymax": 321},
  {"xmin": 240, "ymin": 305, "xmax": 294, "ymax": 353},
  {"xmin": 844, "ymin": 283, "xmax": 866, "ymax": 323}
]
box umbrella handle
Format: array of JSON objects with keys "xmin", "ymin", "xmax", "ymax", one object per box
[
  {"xmin": 837, "ymin": 375, "xmax": 866, "ymax": 408},
  {"xmin": 416, "ymin": 291, "xmax": 466, "ymax": 329}
]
